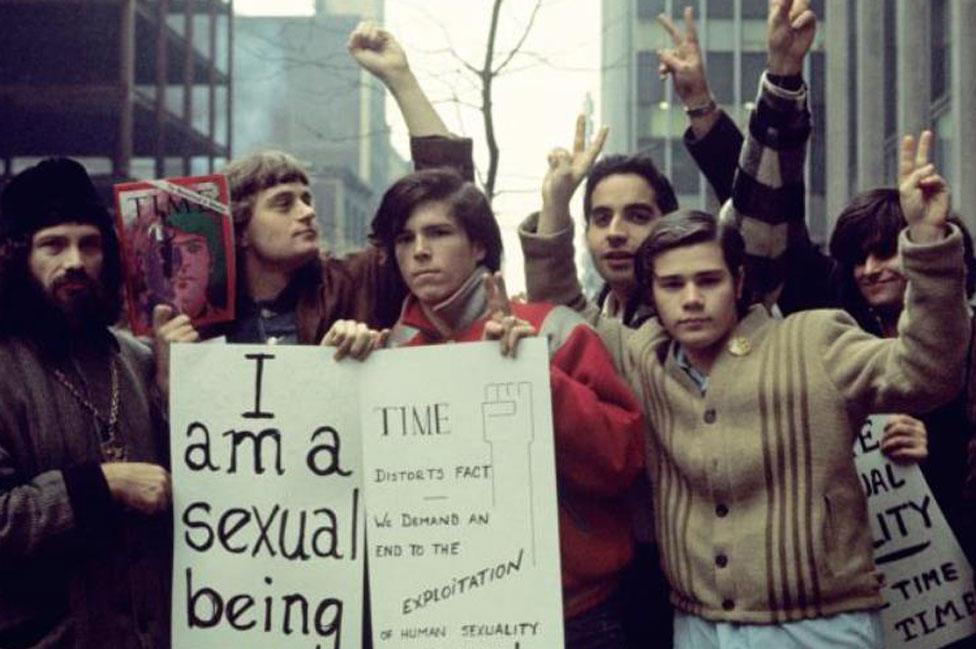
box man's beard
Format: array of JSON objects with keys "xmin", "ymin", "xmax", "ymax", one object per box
[{"xmin": 27, "ymin": 268, "xmax": 116, "ymax": 337}]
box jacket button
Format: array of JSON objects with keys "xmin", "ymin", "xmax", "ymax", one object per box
[
  {"xmin": 703, "ymin": 409, "xmax": 717, "ymax": 424},
  {"xmin": 722, "ymin": 598, "xmax": 735, "ymax": 611},
  {"xmin": 716, "ymin": 554, "xmax": 728, "ymax": 568},
  {"xmin": 716, "ymin": 503, "xmax": 729, "ymax": 517}
]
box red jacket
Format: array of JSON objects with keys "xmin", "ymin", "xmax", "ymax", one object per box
[{"xmin": 389, "ymin": 273, "xmax": 646, "ymax": 618}]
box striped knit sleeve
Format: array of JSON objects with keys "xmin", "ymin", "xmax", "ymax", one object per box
[{"xmin": 719, "ymin": 71, "xmax": 810, "ymax": 301}]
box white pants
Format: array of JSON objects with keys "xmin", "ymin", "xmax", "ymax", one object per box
[{"xmin": 673, "ymin": 610, "xmax": 885, "ymax": 649}]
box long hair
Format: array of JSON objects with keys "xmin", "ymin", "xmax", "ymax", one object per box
[
  {"xmin": 370, "ymin": 169, "xmax": 503, "ymax": 315},
  {"xmin": 829, "ymin": 188, "xmax": 976, "ymax": 332},
  {"xmin": 0, "ymin": 157, "xmax": 124, "ymax": 340},
  {"xmin": 369, "ymin": 169, "xmax": 502, "ymax": 323},
  {"xmin": 371, "ymin": 169, "xmax": 502, "ymax": 270},
  {"xmin": 223, "ymin": 150, "xmax": 310, "ymax": 238}
]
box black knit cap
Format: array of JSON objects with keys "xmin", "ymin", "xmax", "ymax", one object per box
[{"xmin": 0, "ymin": 158, "xmax": 113, "ymax": 240}]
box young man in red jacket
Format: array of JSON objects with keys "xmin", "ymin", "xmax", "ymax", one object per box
[{"xmin": 330, "ymin": 167, "xmax": 646, "ymax": 648}]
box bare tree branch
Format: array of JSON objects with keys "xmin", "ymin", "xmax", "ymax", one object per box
[
  {"xmin": 433, "ymin": 96, "xmax": 483, "ymax": 112},
  {"xmin": 492, "ymin": 0, "xmax": 544, "ymax": 76},
  {"xmin": 478, "ymin": 0, "xmax": 505, "ymax": 201}
]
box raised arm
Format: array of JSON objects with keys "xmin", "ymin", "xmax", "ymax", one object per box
[
  {"xmin": 348, "ymin": 21, "xmax": 448, "ymax": 137},
  {"xmin": 519, "ymin": 116, "xmax": 608, "ymax": 321},
  {"xmin": 719, "ymin": 0, "xmax": 835, "ymax": 309},
  {"xmin": 657, "ymin": 6, "xmax": 743, "ymax": 203},
  {"xmin": 825, "ymin": 133, "xmax": 967, "ymax": 415},
  {"xmin": 348, "ymin": 21, "xmax": 473, "ymax": 180}
]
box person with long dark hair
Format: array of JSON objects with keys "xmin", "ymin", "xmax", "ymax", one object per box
[
  {"xmin": 0, "ymin": 158, "xmax": 171, "ymax": 648},
  {"xmin": 326, "ymin": 167, "xmax": 647, "ymax": 649}
]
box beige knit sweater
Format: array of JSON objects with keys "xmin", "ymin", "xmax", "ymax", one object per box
[
  {"xmin": 616, "ymin": 228, "xmax": 969, "ymax": 623},
  {"xmin": 521, "ymin": 217, "xmax": 969, "ymax": 622}
]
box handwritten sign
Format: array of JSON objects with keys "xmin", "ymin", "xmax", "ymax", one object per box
[
  {"xmin": 170, "ymin": 345, "xmax": 363, "ymax": 649},
  {"xmin": 360, "ymin": 339, "xmax": 564, "ymax": 648},
  {"xmin": 854, "ymin": 415, "xmax": 976, "ymax": 649}
]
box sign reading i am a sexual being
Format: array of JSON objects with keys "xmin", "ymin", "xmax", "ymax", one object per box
[
  {"xmin": 169, "ymin": 345, "xmax": 364, "ymax": 649},
  {"xmin": 854, "ymin": 414, "xmax": 976, "ymax": 649}
]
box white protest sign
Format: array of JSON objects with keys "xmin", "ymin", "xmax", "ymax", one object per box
[
  {"xmin": 170, "ymin": 345, "xmax": 364, "ymax": 649},
  {"xmin": 360, "ymin": 338, "xmax": 564, "ymax": 648},
  {"xmin": 854, "ymin": 414, "xmax": 976, "ymax": 649}
]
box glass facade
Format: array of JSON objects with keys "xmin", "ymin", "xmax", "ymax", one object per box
[
  {"xmin": 706, "ymin": 0, "xmax": 732, "ymax": 20},
  {"xmin": 637, "ymin": 0, "xmax": 666, "ymax": 21}
]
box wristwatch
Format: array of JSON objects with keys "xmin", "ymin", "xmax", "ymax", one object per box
[{"xmin": 684, "ymin": 97, "xmax": 717, "ymax": 118}]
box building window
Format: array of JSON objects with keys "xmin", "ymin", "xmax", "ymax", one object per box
[
  {"xmin": 741, "ymin": 19, "xmax": 767, "ymax": 49},
  {"xmin": 740, "ymin": 52, "xmax": 767, "ymax": 103},
  {"xmin": 707, "ymin": 0, "xmax": 733, "ymax": 19},
  {"xmin": 636, "ymin": 136, "xmax": 666, "ymax": 163},
  {"xmin": 741, "ymin": 0, "xmax": 766, "ymax": 19},
  {"xmin": 671, "ymin": 144, "xmax": 700, "ymax": 195},
  {"xmin": 930, "ymin": 0, "xmax": 950, "ymax": 101},
  {"xmin": 637, "ymin": 51, "xmax": 663, "ymax": 106},
  {"xmin": 883, "ymin": 0, "xmax": 896, "ymax": 138},
  {"xmin": 637, "ymin": 0, "xmax": 665, "ymax": 21},
  {"xmin": 933, "ymin": 105, "xmax": 953, "ymax": 184},
  {"xmin": 707, "ymin": 51, "xmax": 735, "ymax": 104}
]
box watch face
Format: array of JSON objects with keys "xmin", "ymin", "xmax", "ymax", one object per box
[{"xmin": 684, "ymin": 98, "xmax": 717, "ymax": 118}]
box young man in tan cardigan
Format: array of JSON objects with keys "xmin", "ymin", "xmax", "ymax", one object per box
[{"xmin": 599, "ymin": 132, "xmax": 966, "ymax": 647}]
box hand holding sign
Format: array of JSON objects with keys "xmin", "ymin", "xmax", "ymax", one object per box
[
  {"xmin": 152, "ymin": 304, "xmax": 199, "ymax": 396},
  {"xmin": 321, "ymin": 319, "xmax": 389, "ymax": 361},
  {"xmin": 880, "ymin": 414, "xmax": 929, "ymax": 464}
]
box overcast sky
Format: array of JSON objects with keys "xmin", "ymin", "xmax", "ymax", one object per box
[{"xmin": 236, "ymin": 0, "xmax": 604, "ymax": 294}]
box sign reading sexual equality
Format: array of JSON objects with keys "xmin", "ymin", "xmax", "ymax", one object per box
[
  {"xmin": 169, "ymin": 339, "xmax": 564, "ymax": 648},
  {"xmin": 360, "ymin": 338, "xmax": 564, "ymax": 648},
  {"xmin": 854, "ymin": 415, "xmax": 976, "ymax": 649},
  {"xmin": 170, "ymin": 345, "xmax": 364, "ymax": 649}
]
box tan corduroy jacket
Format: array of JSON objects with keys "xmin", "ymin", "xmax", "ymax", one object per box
[{"xmin": 528, "ymin": 226, "xmax": 969, "ymax": 623}]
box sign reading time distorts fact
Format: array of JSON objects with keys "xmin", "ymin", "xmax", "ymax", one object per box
[
  {"xmin": 854, "ymin": 415, "xmax": 976, "ymax": 649},
  {"xmin": 361, "ymin": 338, "xmax": 565, "ymax": 648},
  {"xmin": 170, "ymin": 345, "xmax": 364, "ymax": 649}
]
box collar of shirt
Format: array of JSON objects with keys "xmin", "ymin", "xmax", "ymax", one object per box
[
  {"xmin": 674, "ymin": 344, "xmax": 709, "ymax": 395},
  {"xmin": 600, "ymin": 291, "xmax": 623, "ymax": 320},
  {"xmin": 396, "ymin": 266, "xmax": 489, "ymax": 342}
]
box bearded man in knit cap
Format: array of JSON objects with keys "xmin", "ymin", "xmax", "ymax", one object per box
[{"xmin": 0, "ymin": 158, "xmax": 171, "ymax": 648}]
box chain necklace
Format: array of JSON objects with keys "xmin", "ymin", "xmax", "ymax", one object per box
[{"xmin": 52, "ymin": 357, "xmax": 126, "ymax": 461}]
